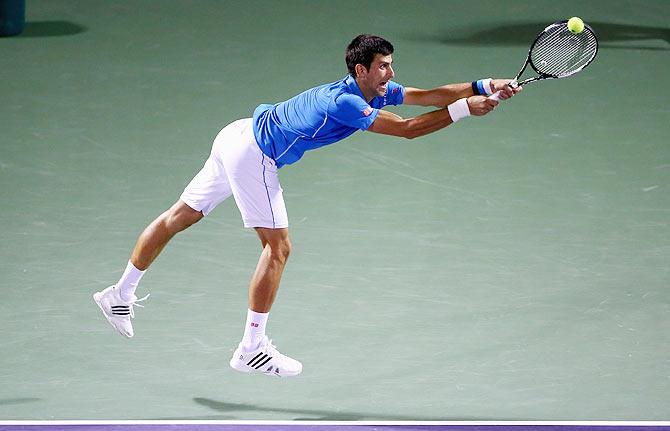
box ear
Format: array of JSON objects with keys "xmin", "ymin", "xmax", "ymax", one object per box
[{"xmin": 354, "ymin": 63, "xmax": 367, "ymax": 78}]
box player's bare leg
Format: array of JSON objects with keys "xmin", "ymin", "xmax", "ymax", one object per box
[
  {"xmin": 131, "ymin": 200, "xmax": 204, "ymax": 270},
  {"xmin": 230, "ymin": 227, "xmax": 302, "ymax": 377},
  {"xmin": 249, "ymin": 227, "xmax": 291, "ymax": 312},
  {"xmin": 94, "ymin": 200, "xmax": 203, "ymax": 337}
]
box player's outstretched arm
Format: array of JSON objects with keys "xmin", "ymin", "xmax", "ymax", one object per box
[
  {"xmin": 368, "ymin": 96, "xmax": 498, "ymax": 139},
  {"xmin": 403, "ymin": 83, "xmax": 471, "ymax": 107},
  {"xmin": 404, "ymin": 79, "xmax": 519, "ymax": 107}
]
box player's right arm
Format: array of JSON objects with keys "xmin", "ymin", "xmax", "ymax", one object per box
[
  {"xmin": 367, "ymin": 96, "xmax": 498, "ymax": 139},
  {"xmin": 403, "ymin": 81, "xmax": 519, "ymax": 107}
]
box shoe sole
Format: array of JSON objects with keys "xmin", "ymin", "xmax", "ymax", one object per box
[
  {"xmin": 93, "ymin": 292, "xmax": 132, "ymax": 338},
  {"xmin": 229, "ymin": 357, "xmax": 302, "ymax": 377}
]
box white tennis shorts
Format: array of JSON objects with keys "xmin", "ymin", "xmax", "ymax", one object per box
[{"xmin": 180, "ymin": 118, "xmax": 288, "ymax": 229}]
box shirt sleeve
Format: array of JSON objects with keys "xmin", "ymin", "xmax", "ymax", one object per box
[
  {"xmin": 384, "ymin": 81, "xmax": 405, "ymax": 106},
  {"xmin": 330, "ymin": 93, "xmax": 379, "ymax": 131}
]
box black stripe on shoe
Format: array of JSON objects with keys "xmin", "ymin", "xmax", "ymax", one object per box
[
  {"xmin": 247, "ymin": 352, "xmax": 265, "ymax": 367},
  {"xmin": 111, "ymin": 305, "xmax": 130, "ymax": 316},
  {"xmin": 249, "ymin": 354, "xmax": 269, "ymax": 368},
  {"xmin": 255, "ymin": 356, "xmax": 273, "ymax": 369}
]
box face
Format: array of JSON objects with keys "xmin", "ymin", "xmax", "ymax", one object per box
[{"xmin": 356, "ymin": 53, "xmax": 395, "ymax": 98}]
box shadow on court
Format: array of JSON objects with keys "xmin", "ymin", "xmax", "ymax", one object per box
[
  {"xmin": 412, "ymin": 22, "xmax": 670, "ymax": 51},
  {"xmin": 16, "ymin": 21, "xmax": 86, "ymax": 38},
  {"xmin": 0, "ymin": 397, "xmax": 41, "ymax": 406},
  {"xmin": 190, "ymin": 397, "xmax": 495, "ymax": 421}
]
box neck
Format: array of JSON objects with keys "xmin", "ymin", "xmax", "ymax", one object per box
[{"xmin": 354, "ymin": 77, "xmax": 376, "ymax": 103}]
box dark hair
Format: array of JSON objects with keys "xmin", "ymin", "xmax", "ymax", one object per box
[{"xmin": 345, "ymin": 34, "xmax": 394, "ymax": 77}]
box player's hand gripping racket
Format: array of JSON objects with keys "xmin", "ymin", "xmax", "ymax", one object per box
[{"xmin": 489, "ymin": 20, "xmax": 598, "ymax": 101}]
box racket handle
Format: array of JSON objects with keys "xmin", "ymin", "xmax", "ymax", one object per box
[
  {"xmin": 488, "ymin": 91, "xmax": 503, "ymax": 101},
  {"xmin": 487, "ymin": 80, "xmax": 518, "ymax": 102}
]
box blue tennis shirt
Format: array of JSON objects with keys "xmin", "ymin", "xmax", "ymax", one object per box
[{"xmin": 252, "ymin": 75, "xmax": 405, "ymax": 168}]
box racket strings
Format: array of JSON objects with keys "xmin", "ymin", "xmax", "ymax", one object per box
[
  {"xmin": 532, "ymin": 28, "xmax": 583, "ymax": 73},
  {"xmin": 553, "ymin": 31, "xmax": 597, "ymax": 73},
  {"xmin": 530, "ymin": 25, "xmax": 597, "ymax": 78},
  {"xmin": 534, "ymin": 33, "xmax": 593, "ymax": 75},
  {"xmin": 533, "ymin": 31, "xmax": 596, "ymax": 76}
]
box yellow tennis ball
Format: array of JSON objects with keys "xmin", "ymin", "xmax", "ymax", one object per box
[{"xmin": 567, "ymin": 17, "xmax": 585, "ymax": 34}]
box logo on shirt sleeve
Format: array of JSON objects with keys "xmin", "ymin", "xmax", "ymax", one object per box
[{"xmin": 362, "ymin": 106, "xmax": 373, "ymax": 117}]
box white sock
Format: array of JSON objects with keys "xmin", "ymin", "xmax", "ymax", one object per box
[
  {"xmin": 117, "ymin": 260, "xmax": 145, "ymax": 301},
  {"xmin": 241, "ymin": 309, "xmax": 269, "ymax": 352}
]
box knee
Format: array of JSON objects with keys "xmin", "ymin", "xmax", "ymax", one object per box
[
  {"xmin": 165, "ymin": 201, "xmax": 203, "ymax": 232},
  {"xmin": 256, "ymin": 227, "xmax": 291, "ymax": 264},
  {"xmin": 268, "ymin": 237, "xmax": 291, "ymax": 264}
]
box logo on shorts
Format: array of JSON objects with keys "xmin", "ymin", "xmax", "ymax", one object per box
[
  {"xmin": 250, "ymin": 322, "xmax": 259, "ymax": 327},
  {"xmin": 362, "ymin": 106, "xmax": 373, "ymax": 117}
]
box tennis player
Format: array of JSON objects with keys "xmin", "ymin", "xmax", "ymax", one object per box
[{"xmin": 94, "ymin": 34, "xmax": 521, "ymax": 377}]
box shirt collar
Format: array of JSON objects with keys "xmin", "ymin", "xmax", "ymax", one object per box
[{"xmin": 345, "ymin": 75, "xmax": 366, "ymax": 100}]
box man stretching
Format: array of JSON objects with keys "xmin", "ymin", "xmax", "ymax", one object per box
[{"xmin": 94, "ymin": 34, "xmax": 521, "ymax": 377}]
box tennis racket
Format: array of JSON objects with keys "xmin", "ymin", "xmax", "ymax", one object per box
[{"xmin": 489, "ymin": 20, "xmax": 598, "ymax": 101}]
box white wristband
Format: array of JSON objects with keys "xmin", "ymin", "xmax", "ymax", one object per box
[
  {"xmin": 447, "ymin": 98, "xmax": 470, "ymax": 122},
  {"xmin": 481, "ymin": 78, "xmax": 494, "ymax": 96}
]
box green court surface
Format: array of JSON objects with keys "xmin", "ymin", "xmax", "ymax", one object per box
[{"xmin": 1, "ymin": 0, "xmax": 669, "ymax": 421}]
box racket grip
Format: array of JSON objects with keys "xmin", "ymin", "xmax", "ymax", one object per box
[
  {"xmin": 487, "ymin": 80, "xmax": 518, "ymax": 102},
  {"xmin": 488, "ymin": 91, "xmax": 503, "ymax": 101}
]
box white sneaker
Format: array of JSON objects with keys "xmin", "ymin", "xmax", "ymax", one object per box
[
  {"xmin": 229, "ymin": 336, "xmax": 302, "ymax": 377},
  {"xmin": 93, "ymin": 285, "xmax": 149, "ymax": 338}
]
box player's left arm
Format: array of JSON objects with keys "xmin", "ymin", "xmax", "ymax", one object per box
[{"xmin": 403, "ymin": 80, "xmax": 518, "ymax": 107}]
